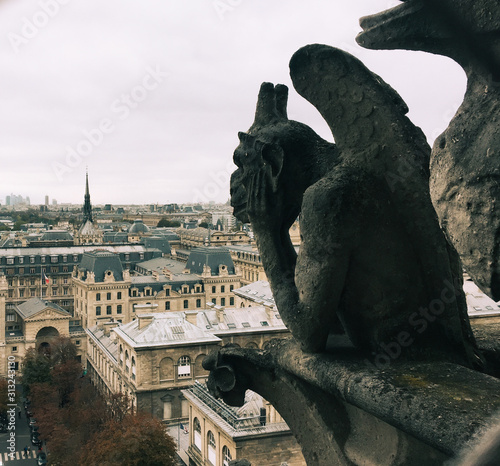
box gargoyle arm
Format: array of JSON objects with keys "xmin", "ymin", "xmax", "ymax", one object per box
[{"xmin": 251, "ymin": 170, "xmax": 356, "ymax": 352}]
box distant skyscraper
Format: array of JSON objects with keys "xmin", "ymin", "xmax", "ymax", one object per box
[
  {"xmin": 45, "ymin": 195, "xmax": 49, "ymax": 206},
  {"xmin": 5, "ymin": 196, "xmax": 10, "ymax": 206}
]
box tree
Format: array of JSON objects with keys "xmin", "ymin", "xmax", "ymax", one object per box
[
  {"xmin": 21, "ymin": 348, "xmax": 52, "ymax": 395},
  {"xmin": 80, "ymin": 413, "xmax": 177, "ymax": 466},
  {"xmin": 199, "ymin": 221, "xmax": 209, "ymax": 229},
  {"xmin": 157, "ymin": 218, "xmax": 180, "ymax": 228}
]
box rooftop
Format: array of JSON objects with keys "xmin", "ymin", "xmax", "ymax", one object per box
[
  {"xmin": 233, "ymin": 281, "xmax": 275, "ymax": 307},
  {"xmin": 16, "ymin": 297, "xmax": 71, "ymax": 320}
]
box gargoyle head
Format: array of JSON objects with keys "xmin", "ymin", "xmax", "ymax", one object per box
[
  {"xmin": 231, "ymin": 82, "xmax": 336, "ymax": 226},
  {"xmin": 356, "ymin": 0, "xmax": 500, "ymax": 76}
]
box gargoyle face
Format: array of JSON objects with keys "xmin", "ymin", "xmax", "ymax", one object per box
[
  {"xmin": 230, "ymin": 132, "xmax": 265, "ymax": 223},
  {"xmin": 230, "ymin": 130, "xmax": 285, "ymax": 223}
]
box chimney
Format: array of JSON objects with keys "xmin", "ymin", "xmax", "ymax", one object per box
[
  {"xmin": 185, "ymin": 311, "xmax": 198, "ymax": 326},
  {"xmin": 138, "ymin": 314, "xmax": 154, "ymax": 330},
  {"xmin": 215, "ymin": 305, "xmax": 225, "ymax": 323},
  {"xmin": 103, "ymin": 320, "xmax": 119, "ymax": 337}
]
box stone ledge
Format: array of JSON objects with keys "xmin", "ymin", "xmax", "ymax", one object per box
[{"xmin": 207, "ymin": 336, "xmax": 500, "ymax": 461}]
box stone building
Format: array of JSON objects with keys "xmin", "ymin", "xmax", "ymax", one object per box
[
  {"xmin": 0, "ymin": 291, "xmax": 86, "ymax": 377},
  {"xmin": 227, "ymin": 246, "xmax": 267, "ymax": 286},
  {"xmin": 0, "ymin": 244, "xmax": 162, "ymax": 316},
  {"xmin": 176, "ymin": 227, "xmax": 251, "ymax": 250},
  {"xmin": 183, "ymin": 381, "xmax": 306, "ymax": 466},
  {"xmin": 232, "ymin": 280, "xmax": 275, "ymax": 309},
  {"xmin": 73, "ymin": 247, "xmax": 243, "ymax": 329},
  {"xmin": 85, "ymin": 306, "xmax": 289, "ymax": 424}
]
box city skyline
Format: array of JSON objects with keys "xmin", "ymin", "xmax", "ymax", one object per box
[{"xmin": 0, "ymin": 0, "xmax": 466, "ymax": 205}]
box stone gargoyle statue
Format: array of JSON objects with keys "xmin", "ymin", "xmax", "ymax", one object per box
[
  {"xmin": 229, "ymin": 44, "xmax": 482, "ymax": 368},
  {"xmin": 357, "ymin": 0, "xmax": 500, "ymax": 301}
]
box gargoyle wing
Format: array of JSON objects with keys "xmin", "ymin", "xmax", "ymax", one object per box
[{"xmin": 289, "ymin": 44, "xmax": 480, "ymax": 367}]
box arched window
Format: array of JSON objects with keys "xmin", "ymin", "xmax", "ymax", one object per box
[
  {"xmin": 177, "ymin": 356, "xmax": 191, "ymax": 378},
  {"xmin": 193, "ymin": 417, "xmax": 202, "ymax": 450},
  {"xmin": 131, "ymin": 356, "xmax": 136, "ymax": 380},
  {"xmin": 222, "ymin": 446, "xmax": 232, "ymax": 466},
  {"xmin": 207, "ymin": 431, "xmax": 216, "ymax": 465},
  {"xmin": 125, "ymin": 350, "xmax": 130, "ymax": 372},
  {"xmin": 119, "ymin": 345, "xmax": 123, "ymax": 365}
]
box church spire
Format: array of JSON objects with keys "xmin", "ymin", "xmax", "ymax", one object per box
[{"xmin": 82, "ymin": 169, "xmax": 93, "ymax": 223}]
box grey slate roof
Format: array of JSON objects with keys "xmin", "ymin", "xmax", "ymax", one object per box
[
  {"xmin": 114, "ymin": 313, "xmax": 221, "ymax": 348},
  {"xmin": 128, "ymin": 219, "xmax": 150, "ymax": 234},
  {"xmin": 186, "ymin": 247, "xmax": 235, "ymax": 275},
  {"xmin": 233, "ymin": 281, "xmax": 275, "ymax": 307},
  {"xmin": 143, "ymin": 236, "xmax": 171, "ymax": 254},
  {"xmin": 78, "ymin": 250, "xmax": 124, "ymax": 282},
  {"xmin": 16, "ymin": 298, "xmax": 70, "ymax": 320},
  {"xmin": 39, "ymin": 230, "xmax": 73, "ymax": 241}
]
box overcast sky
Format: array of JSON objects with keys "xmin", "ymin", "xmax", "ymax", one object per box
[{"xmin": 0, "ymin": 0, "xmax": 466, "ymax": 206}]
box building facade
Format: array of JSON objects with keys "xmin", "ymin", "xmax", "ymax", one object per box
[
  {"xmin": 85, "ymin": 307, "xmax": 289, "ymax": 424},
  {"xmin": 183, "ymin": 382, "xmax": 306, "ymax": 466}
]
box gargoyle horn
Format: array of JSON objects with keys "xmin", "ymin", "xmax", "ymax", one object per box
[{"xmin": 251, "ymin": 82, "xmax": 288, "ymax": 130}]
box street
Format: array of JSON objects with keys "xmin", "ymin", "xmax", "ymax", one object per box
[{"xmin": 0, "ymin": 405, "xmax": 44, "ymax": 465}]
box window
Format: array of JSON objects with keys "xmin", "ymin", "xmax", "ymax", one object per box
[
  {"xmin": 165, "ymin": 289, "xmax": 170, "ymax": 297},
  {"xmin": 117, "ymin": 305, "xmax": 122, "ymax": 314},
  {"xmin": 6, "ymin": 257, "xmax": 13, "ymax": 265},
  {"xmin": 19, "ymin": 257, "xmax": 24, "ymax": 264},
  {"xmin": 222, "ymin": 446, "xmax": 232, "ymax": 466},
  {"xmin": 52, "ymin": 288, "xmax": 58, "ymax": 296},
  {"xmin": 145, "ymin": 289, "xmax": 151, "ymax": 296},
  {"xmin": 212, "ymin": 298, "xmax": 216, "ymax": 304},
  {"xmin": 42, "ymin": 289, "xmax": 46, "ymax": 297},
  {"xmin": 11, "ymin": 346, "xmax": 17, "ymax": 353},
  {"xmin": 106, "ymin": 306, "xmax": 112, "ymax": 315},
  {"xmin": 196, "ymin": 299, "xmax": 201, "ymax": 308},
  {"xmin": 63, "ymin": 288, "xmax": 68, "ymax": 295},
  {"xmin": 75, "ymin": 340, "xmax": 81, "ymax": 346},
  {"xmin": 73, "ymin": 254, "xmax": 78, "ymax": 262},
  {"xmin": 41, "ymin": 256, "xmax": 46, "ymax": 263},
  {"xmin": 177, "ymin": 356, "xmax": 191, "ymax": 378},
  {"xmin": 30, "ymin": 279, "xmax": 35, "ymax": 286},
  {"xmin": 7, "ymin": 279, "xmax": 12, "ymax": 286},
  {"xmin": 107, "ymin": 292, "xmax": 111, "ymax": 300},
  {"xmin": 230, "ymin": 285, "xmax": 234, "ymax": 291},
  {"xmin": 132, "ymin": 289, "xmax": 138, "ymax": 297},
  {"xmin": 51, "ymin": 256, "xmax": 58, "ymax": 263},
  {"xmin": 182, "ymin": 285, "xmax": 189, "ymax": 294},
  {"xmin": 193, "ymin": 418, "xmax": 201, "ymax": 450},
  {"xmin": 30, "ymin": 256, "xmax": 35, "ymax": 264},
  {"xmin": 221, "ymin": 285, "xmax": 225, "ymax": 293},
  {"xmin": 30, "ymin": 289, "xmax": 36, "ymax": 297},
  {"xmin": 131, "ymin": 357, "xmax": 136, "ymax": 381},
  {"xmin": 63, "ymin": 255, "xmax": 67, "ymax": 262},
  {"xmin": 96, "ymin": 293, "xmax": 101, "ymax": 301},
  {"xmin": 51, "ymin": 266, "xmax": 58, "ymax": 273},
  {"xmin": 117, "ymin": 292, "xmax": 122, "ymax": 300},
  {"xmin": 6, "ymin": 314, "xmax": 15, "ymax": 322},
  {"xmin": 207, "ymin": 431, "xmax": 216, "ymax": 465},
  {"xmin": 96, "ymin": 306, "xmax": 101, "ymax": 316},
  {"xmin": 7, "ymin": 290, "xmax": 13, "ymax": 298},
  {"xmin": 230, "ymin": 297, "xmax": 234, "ymax": 306},
  {"xmin": 212, "ymin": 286, "xmax": 216, "ymax": 293},
  {"xmin": 30, "ymin": 267, "xmax": 36, "ymax": 274},
  {"xmin": 19, "ymin": 289, "xmax": 25, "ymax": 298},
  {"xmin": 165, "ymin": 301, "xmax": 170, "ymax": 311},
  {"xmin": 183, "ymin": 300, "xmax": 188, "ymax": 309},
  {"xmin": 221, "ymin": 298, "xmax": 226, "ymax": 306},
  {"xmin": 19, "ymin": 268, "xmax": 24, "ymax": 275}
]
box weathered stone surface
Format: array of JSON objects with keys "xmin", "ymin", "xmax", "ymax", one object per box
[
  {"xmin": 357, "ymin": 0, "xmax": 500, "ymax": 301},
  {"xmin": 205, "ymin": 339, "xmax": 500, "ymax": 464},
  {"xmin": 230, "ymin": 45, "xmax": 480, "ymax": 368}
]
